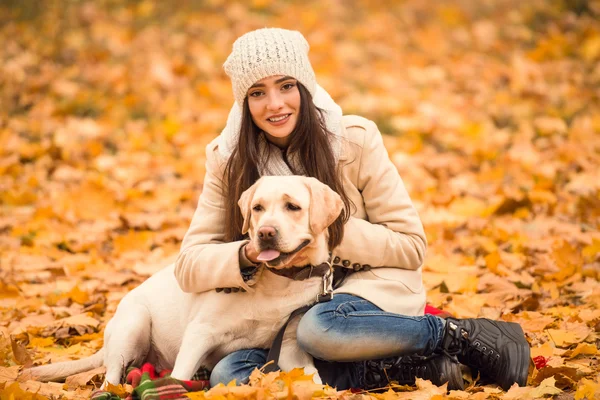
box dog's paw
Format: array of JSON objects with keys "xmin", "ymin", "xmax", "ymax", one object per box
[
  {"xmin": 312, "ymin": 372, "xmax": 323, "ymax": 385},
  {"xmin": 303, "ymin": 367, "xmax": 322, "ymax": 385}
]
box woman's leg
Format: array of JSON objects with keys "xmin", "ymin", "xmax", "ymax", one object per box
[
  {"xmin": 209, "ymin": 349, "xmax": 267, "ymax": 387},
  {"xmin": 296, "ymin": 294, "xmax": 445, "ymax": 362},
  {"xmin": 297, "ymin": 294, "xmax": 529, "ymax": 391},
  {"xmin": 295, "ymin": 294, "xmax": 455, "ymax": 390}
]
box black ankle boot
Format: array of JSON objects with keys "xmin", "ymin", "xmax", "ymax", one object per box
[
  {"xmin": 364, "ymin": 354, "xmax": 464, "ymax": 391},
  {"xmin": 441, "ymin": 317, "xmax": 530, "ymax": 391}
]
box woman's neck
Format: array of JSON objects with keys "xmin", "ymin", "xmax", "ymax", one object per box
[{"xmin": 263, "ymin": 131, "xmax": 291, "ymax": 149}]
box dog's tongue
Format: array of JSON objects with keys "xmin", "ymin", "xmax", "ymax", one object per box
[{"xmin": 257, "ymin": 249, "xmax": 281, "ymax": 261}]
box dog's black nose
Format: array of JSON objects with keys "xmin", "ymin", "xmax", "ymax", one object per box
[{"xmin": 257, "ymin": 226, "xmax": 277, "ymax": 241}]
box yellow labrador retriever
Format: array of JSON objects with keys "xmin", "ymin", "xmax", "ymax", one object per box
[{"xmin": 25, "ymin": 176, "xmax": 343, "ymax": 387}]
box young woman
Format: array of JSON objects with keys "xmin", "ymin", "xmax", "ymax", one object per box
[{"xmin": 174, "ymin": 28, "xmax": 530, "ymax": 391}]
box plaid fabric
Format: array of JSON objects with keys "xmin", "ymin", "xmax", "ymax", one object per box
[{"xmin": 91, "ymin": 363, "xmax": 210, "ymax": 400}]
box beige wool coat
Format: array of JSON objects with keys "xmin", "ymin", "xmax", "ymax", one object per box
[{"xmin": 174, "ymin": 115, "xmax": 428, "ymax": 316}]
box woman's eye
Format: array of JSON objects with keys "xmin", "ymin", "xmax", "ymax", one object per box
[
  {"xmin": 248, "ymin": 91, "xmax": 263, "ymax": 97},
  {"xmin": 252, "ymin": 204, "xmax": 264, "ymax": 212},
  {"xmin": 286, "ymin": 203, "xmax": 301, "ymax": 211},
  {"xmin": 282, "ymin": 83, "xmax": 296, "ymax": 90}
]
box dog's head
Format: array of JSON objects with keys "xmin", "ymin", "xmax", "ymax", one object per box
[{"xmin": 238, "ymin": 176, "xmax": 343, "ymax": 269}]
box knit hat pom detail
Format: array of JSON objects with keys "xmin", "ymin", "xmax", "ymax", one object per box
[{"xmin": 223, "ymin": 28, "xmax": 317, "ymax": 106}]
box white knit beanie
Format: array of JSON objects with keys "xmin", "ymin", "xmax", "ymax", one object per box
[{"xmin": 223, "ymin": 28, "xmax": 317, "ymax": 106}]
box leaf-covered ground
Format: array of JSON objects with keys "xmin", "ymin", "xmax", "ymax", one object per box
[{"xmin": 1, "ymin": 0, "xmax": 599, "ymax": 399}]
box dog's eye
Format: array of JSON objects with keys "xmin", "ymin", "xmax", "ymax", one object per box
[
  {"xmin": 252, "ymin": 204, "xmax": 264, "ymax": 212},
  {"xmin": 286, "ymin": 203, "xmax": 301, "ymax": 211}
]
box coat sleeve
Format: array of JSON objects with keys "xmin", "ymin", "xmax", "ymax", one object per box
[
  {"xmin": 333, "ymin": 118, "xmax": 427, "ymax": 270},
  {"xmin": 174, "ymin": 140, "xmax": 253, "ymax": 293}
]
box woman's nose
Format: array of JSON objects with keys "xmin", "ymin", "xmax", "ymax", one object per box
[{"xmin": 266, "ymin": 92, "xmax": 284, "ymax": 110}]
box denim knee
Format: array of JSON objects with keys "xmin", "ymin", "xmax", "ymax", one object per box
[
  {"xmin": 210, "ymin": 356, "xmax": 238, "ymax": 387},
  {"xmin": 209, "ymin": 349, "xmax": 267, "ymax": 387},
  {"xmin": 297, "ymin": 302, "xmax": 338, "ymax": 360}
]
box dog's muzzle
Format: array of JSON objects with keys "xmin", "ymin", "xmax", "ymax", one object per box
[{"xmin": 260, "ymin": 239, "xmax": 311, "ymax": 268}]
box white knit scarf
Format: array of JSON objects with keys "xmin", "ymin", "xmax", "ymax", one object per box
[{"xmin": 217, "ymin": 84, "xmax": 343, "ymax": 176}]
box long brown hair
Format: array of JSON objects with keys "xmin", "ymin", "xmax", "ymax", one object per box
[{"xmin": 223, "ymin": 83, "xmax": 351, "ymax": 250}]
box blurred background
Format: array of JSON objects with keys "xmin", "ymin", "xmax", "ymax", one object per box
[{"xmin": 1, "ymin": 1, "xmax": 600, "ymax": 396}]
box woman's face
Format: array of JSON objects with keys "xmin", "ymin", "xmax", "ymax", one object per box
[{"xmin": 247, "ymin": 75, "xmax": 301, "ymax": 148}]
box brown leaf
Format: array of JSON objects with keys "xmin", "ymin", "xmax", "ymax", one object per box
[
  {"xmin": 532, "ymin": 365, "xmax": 579, "ymax": 389},
  {"xmin": 10, "ymin": 336, "xmax": 33, "ymax": 367},
  {"xmin": 65, "ymin": 366, "xmax": 106, "ymax": 389}
]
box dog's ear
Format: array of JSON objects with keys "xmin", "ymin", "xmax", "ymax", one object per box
[
  {"xmin": 304, "ymin": 177, "xmax": 344, "ymax": 234},
  {"xmin": 238, "ymin": 178, "xmax": 261, "ymax": 235}
]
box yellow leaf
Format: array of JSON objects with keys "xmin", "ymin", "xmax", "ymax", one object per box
[
  {"xmin": 113, "ymin": 230, "xmax": 155, "ymax": 254},
  {"xmin": 0, "ymin": 382, "xmax": 49, "ymax": 400},
  {"xmin": 530, "ymin": 342, "xmax": 555, "ymax": 360},
  {"xmin": 39, "ymin": 343, "xmax": 82, "ymax": 356},
  {"xmin": 185, "ymin": 392, "xmax": 207, "ymax": 399},
  {"xmin": 568, "ymin": 343, "xmax": 598, "ymax": 358},
  {"xmin": 67, "ymin": 332, "xmax": 104, "ymax": 344},
  {"xmin": 162, "ymin": 118, "xmax": 181, "ymax": 140},
  {"xmin": 251, "ymin": 0, "xmax": 273, "ymax": 9},
  {"xmin": 104, "ymin": 382, "xmax": 130, "ymax": 398},
  {"xmin": 528, "ymin": 189, "xmax": 557, "ymax": 205},
  {"xmin": 547, "ymin": 240, "xmax": 582, "ymax": 281},
  {"xmin": 0, "ymin": 282, "xmax": 20, "ymax": 299},
  {"xmin": 582, "ymin": 239, "xmax": 600, "ymax": 262},
  {"xmin": 226, "ymin": 379, "xmax": 237, "ymax": 387},
  {"xmin": 0, "ymin": 188, "xmax": 37, "ymax": 206},
  {"xmin": 281, "ymin": 368, "xmax": 313, "ymax": 382},
  {"xmin": 574, "ymin": 378, "xmax": 600, "ymax": 400},
  {"xmin": 485, "ymin": 251, "xmax": 507, "ymax": 277},
  {"xmin": 0, "ymin": 366, "xmax": 20, "ymax": 384},
  {"xmin": 580, "ymin": 34, "xmax": 600, "ymax": 61},
  {"xmin": 66, "ymin": 286, "xmax": 89, "ymax": 305},
  {"xmin": 444, "ymin": 294, "xmax": 486, "ymax": 319},
  {"xmin": 546, "ymin": 325, "xmax": 591, "ymax": 347},
  {"xmin": 415, "ymin": 377, "xmax": 448, "ymax": 396},
  {"xmin": 27, "ymin": 337, "xmax": 55, "ymax": 349},
  {"xmin": 529, "ymin": 376, "xmax": 562, "ymax": 398},
  {"xmin": 449, "ymin": 196, "xmax": 489, "ymax": 217}
]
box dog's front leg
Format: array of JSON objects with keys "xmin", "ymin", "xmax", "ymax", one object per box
[
  {"xmin": 170, "ymin": 322, "xmax": 216, "ymax": 381},
  {"xmin": 279, "ymin": 316, "xmax": 322, "ymax": 384}
]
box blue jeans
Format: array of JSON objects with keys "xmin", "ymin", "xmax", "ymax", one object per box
[{"xmin": 210, "ymin": 294, "xmax": 446, "ymax": 389}]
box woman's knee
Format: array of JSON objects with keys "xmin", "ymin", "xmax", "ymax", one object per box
[
  {"xmin": 296, "ymin": 303, "xmax": 339, "ymax": 360},
  {"xmin": 209, "ymin": 349, "xmax": 267, "ymax": 387},
  {"xmin": 209, "ymin": 357, "xmax": 238, "ymax": 387}
]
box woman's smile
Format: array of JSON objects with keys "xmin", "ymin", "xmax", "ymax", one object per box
[{"xmin": 267, "ymin": 113, "xmax": 292, "ymax": 125}]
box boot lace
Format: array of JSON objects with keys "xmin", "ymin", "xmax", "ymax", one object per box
[
  {"xmin": 365, "ymin": 356, "xmax": 431, "ymax": 386},
  {"xmin": 464, "ymin": 340, "xmax": 501, "ymax": 376},
  {"xmin": 442, "ymin": 327, "xmax": 501, "ymax": 377},
  {"xmin": 388, "ymin": 356, "xmax": 431, "ymax": 382}
]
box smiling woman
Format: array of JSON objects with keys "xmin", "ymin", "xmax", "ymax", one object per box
[{"xmin": 173, "ymin": 27, "xmax": 531, "ymax": 392}]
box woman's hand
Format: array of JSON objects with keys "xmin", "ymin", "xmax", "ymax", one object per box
[
  {"xmin": 278, "ymin": 249, "xmax": 309, "ymax": 269},
  {"xmin": 243, "ymin": 241, "xmax": 261, "ymax": 264}
]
